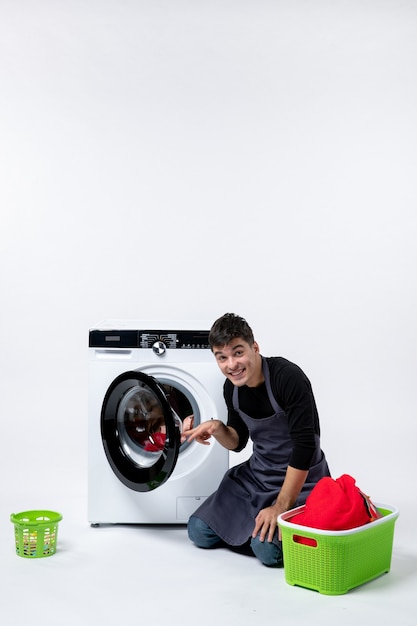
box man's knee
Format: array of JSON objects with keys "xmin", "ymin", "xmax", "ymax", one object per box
[
  {"xmin": 187, "ymin": 515, "xmax": 223, "ymax": 549},
  {"xmin": 250, "ymin": 535, "xmax": 283, "ymax": 567}
]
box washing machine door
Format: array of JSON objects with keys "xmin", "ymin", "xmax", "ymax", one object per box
[{"xmin": 101, "ymin": 370, "xmax": 182, "ymax": 492}]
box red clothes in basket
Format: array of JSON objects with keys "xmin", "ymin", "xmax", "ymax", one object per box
[{"xmin": 291, "ymin": 474, "xmax": 381, "ymax": 531}]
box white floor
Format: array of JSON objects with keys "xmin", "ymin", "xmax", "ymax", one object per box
[{"xmin": 1, "ymin": 479, "xmax": 416, "ymax": 626}]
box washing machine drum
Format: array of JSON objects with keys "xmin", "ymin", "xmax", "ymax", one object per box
[{"xmin": 101, "ymin": 370, "xmax": 182, "ymax": 492}]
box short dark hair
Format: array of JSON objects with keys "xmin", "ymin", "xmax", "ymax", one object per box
[{"xmin": 209, "ymin": 313, "xmax": 254, "ymax": 349}]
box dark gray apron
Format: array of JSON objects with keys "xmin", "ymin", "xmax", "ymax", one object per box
[{"xmin": 192, "ymin": 357, "xmax": 330, "ymax": 546}]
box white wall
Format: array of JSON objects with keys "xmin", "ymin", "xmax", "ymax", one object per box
[{"xmin": 1, "ymin": 0, "xmax": 416, "ymax": 522}]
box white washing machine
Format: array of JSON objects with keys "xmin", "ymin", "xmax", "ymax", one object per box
[{"xmin": 88, "ymin": 320, "xmax": 229, "ymax": 525}]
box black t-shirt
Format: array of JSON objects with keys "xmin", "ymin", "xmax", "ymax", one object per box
[{"xmin": 224, "ymin": 356, "xmax": 322, "ymax": 470}]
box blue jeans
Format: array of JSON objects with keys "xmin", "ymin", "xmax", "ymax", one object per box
[{"xmin": 188, "ymin": 515, "xmax": 283, "ymax": 567}]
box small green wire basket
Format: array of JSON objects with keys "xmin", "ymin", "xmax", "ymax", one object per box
[{"xmin": 10, "ymin": 510, "xmax": 63, "ymax": 558}]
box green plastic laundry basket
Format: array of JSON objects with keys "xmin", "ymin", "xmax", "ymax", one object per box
[
  {"xmin": 10, "ymin": 510, "xmax": 63, "ymax": 558},
  {"xmin": 278, "ymin": 503, "xmax": 399, "ymax": 595}
]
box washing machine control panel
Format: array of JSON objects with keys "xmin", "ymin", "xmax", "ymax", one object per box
[
  {"xmin": 140, "ymin": 331, "xmax": 210, "ymax": 350},
  {"xmin": 89, "ymin": 329, "xmax": 211, "ymax": 349}
]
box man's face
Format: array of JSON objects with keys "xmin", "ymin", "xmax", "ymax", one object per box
[{"xmin": 212, "ymin": 337, "xmax": 264, "ymax": 388}]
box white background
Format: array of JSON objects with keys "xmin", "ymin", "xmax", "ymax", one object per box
[{"xmin": 0, "ymin": 0, "xmax": 416, "ymax": 575}]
